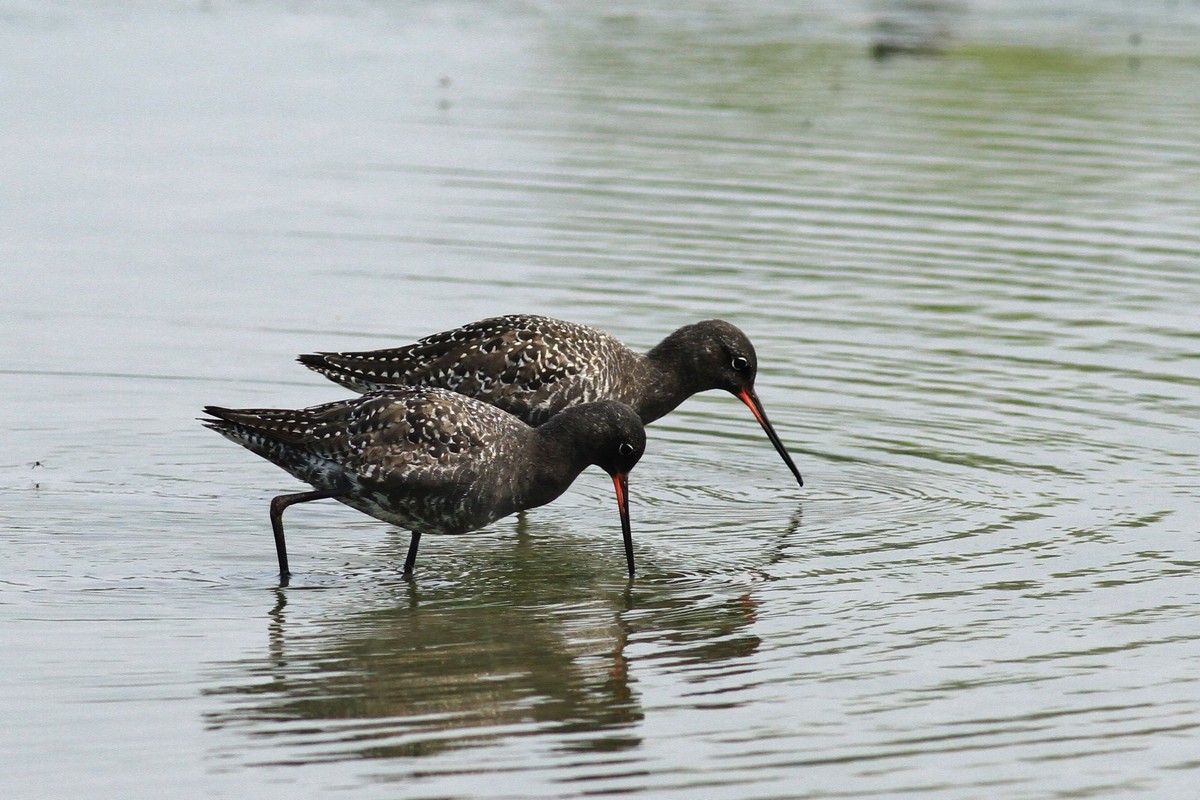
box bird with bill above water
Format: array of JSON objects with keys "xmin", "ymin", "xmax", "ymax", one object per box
[{"xmin": 298, "ymin": 314, "xmax": 803, "ymax": 486}]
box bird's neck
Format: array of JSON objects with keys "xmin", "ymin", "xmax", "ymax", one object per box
[
  {"xmin": 520, "ymin": 420, "xmax": 594, "ymax": 510},
  {"xmin": 638, "ymin": 340, "xmax": 697, "ymax": 424}
]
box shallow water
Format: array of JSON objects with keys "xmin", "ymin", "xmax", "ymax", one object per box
[{"xmin": 3, "ymin": 1, "xmax": 1199, "ymax": 798}]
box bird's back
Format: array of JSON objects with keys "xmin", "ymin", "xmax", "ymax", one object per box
[
  {"xmin": 298, "ymin": 314, "xmax": 645, "ymax": 425},
  {"xmin": 203, "ymin": 387, "xmax": 531, "ymax": 533}
]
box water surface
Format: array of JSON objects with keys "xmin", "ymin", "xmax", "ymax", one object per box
[{"xmin": 3, "ymin": 1, "xmax": 1199, "ymax": 798}]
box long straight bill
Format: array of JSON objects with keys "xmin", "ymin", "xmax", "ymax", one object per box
[
  {"xmin": 736, "ymin": 388, "xmax": 804, "ymax": 487},
  {"xmin": 611, "ymin": 471, "xmax": 634, "ymax": 576}
]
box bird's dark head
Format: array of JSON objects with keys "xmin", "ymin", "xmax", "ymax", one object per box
[
  {"xmin": 653, "ymin": 319, "xmax": 759, "ymax": 396},
  {"xmin": 535, "ymin": 399, "xmax": 646, "ymax": 476},
  {"xmin": 572, "ymin": 400, "xmax": 646, "ymax": 477},
  {"xmin": 649, "ymin": 319, "xmax": 804, "ymax": 487},
  {"xmin": 568, "ymin": 400, "xmax": 644, "ymax": 577},
  {"xmin": 537, "ymin": 400, "xmax": 646, "ymax": 576}
]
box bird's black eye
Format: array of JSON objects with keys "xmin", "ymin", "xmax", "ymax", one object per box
[
  {"xmin": 618, "ymin": 442, "xmax": 635, "ymax": 456},
  {"xmin": 731, "ymin": 356, "xmax": 750, "ymax": 371}
]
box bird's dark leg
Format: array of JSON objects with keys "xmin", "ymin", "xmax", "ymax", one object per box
[
  {"xmin": 269, "ymin": 490, "xmax": 335, "ymax": 584},
  {"xmin": 403, "ymin": 531, "xmax": 422, "ymax": 578}
]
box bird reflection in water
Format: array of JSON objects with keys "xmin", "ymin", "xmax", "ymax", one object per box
[{"xmin": 200, "ymin": 511, "xmax": 794, "ymax": 764}]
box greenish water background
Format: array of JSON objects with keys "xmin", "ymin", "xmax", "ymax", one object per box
[{"xmin": 3, "ymin": 2, "xmax": 1198, "ymax": 797}]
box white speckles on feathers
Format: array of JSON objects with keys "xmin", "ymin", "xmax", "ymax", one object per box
[
  {"xmin": 299, "ymin": 315, "xmax": 648, "ymax": 426},
  {"xmin": 203, "ymin": 387, "xmax": 535, "ymax": 535}
]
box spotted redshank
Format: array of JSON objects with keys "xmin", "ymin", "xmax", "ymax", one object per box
[
  {"xmin": 201, "ymin": 387, "xmax": 646, "ymax": 582},
  {"xmin": 299, "ymin": 315, "xmax": 803, "ymax": 486}
]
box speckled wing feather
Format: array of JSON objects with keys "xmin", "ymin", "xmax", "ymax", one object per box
[
  {"xmin": 298, "ymin": 314, "xmax": 644, "ymax": 425},
  {"xmin": 202, "ymin": 387, "xmax": 532, "ymax": 533}
]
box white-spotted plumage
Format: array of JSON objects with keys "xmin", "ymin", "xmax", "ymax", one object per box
[
  {"xmin": 300, "ymin": 316, "xmax": 650, "ymax": 425},
  {"xmin": 202, "ymin": 387, "xmax": 646, "ymax": 578},
  {"xmin": 298, "ymin": 314, "xmax": 804, "ymax": 485}
]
